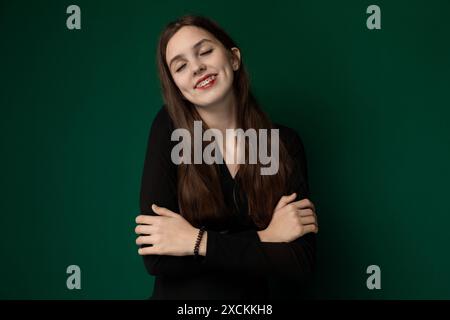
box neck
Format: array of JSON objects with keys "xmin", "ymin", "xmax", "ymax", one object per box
[{"xmin": 194, "ymin": 91, "xmax": 237, "ymax": 133}]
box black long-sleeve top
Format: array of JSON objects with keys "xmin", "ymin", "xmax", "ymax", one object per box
[{"xmin": 139, "ymin": 105, "xmax": 316, "ymax": 300}]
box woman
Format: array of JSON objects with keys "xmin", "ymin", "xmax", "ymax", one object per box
[{"xmin": 135, "ymin": 15, "xmax": 318, "ymax": 300}]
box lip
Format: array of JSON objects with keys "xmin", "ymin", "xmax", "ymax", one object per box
[{"xmin": 194, "ymin": 73, "xmax": 217, "ymax": 89}]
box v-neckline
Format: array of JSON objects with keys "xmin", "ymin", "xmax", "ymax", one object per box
[
  {"xmin": 216, "ymin": 139, "xmax": 241, "ymax": 181},
  {"xmin": 218, "ymin": 160, "xmax": 239, "ymax": 181},
  {"xmin": 217, "ymin": 148, "xmax": 239, "ymax": 181},
  {"xmin": 226, "ymin": 163, "xmax": 239, "ymax": 180}
]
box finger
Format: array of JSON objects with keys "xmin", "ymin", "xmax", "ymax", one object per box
[
  {"xmin": 300, "ymin": 216, "xmax": 316, "ymax": 225},
  {"xmin": 138, "ymin": 245, "xmax": 160, "ymax": 255},
  {"xmin": 136, "ymin": 235, "xmax": 155, "ymax": 246},
  {"xmin": 303, "ymin": 224, "xmax": 319, "ymax": 235},
  {"xmin": 135, "ymin": 215, "xmax": 158, "ymax": 225},
  {"xmin": 298, "ymin": 208, "xmax": 315, "ymax": 217},
  {"xmin": 291, "ymin": 198, "xmax": 316, "ymax": 212},
  {"xmin": 152, "ymin": 204, "xmax": 178, "ymax": 218},
  {"xmin": 135, "ymin": 224, "xmax": 155, "ymax": 235},
  {"xmin": 275, "ymin": 193, "xmax": 296, "ymax": 211}
]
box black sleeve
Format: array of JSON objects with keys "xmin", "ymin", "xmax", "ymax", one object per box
[
  {"xmin": 139, "ymin": 106, "xmax": 208, "ymax": 277},
  {"xmin": 264, "ymin": 128, "xmax": 316, "ymax": 283},
  {"xmin": 139, "ymin": 108, "xmax": 316, "ymax": 282}
]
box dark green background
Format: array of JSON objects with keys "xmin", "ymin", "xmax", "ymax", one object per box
[{"xmin": 1, "ymin": 0, "xmax": 449, "ymax": 299}]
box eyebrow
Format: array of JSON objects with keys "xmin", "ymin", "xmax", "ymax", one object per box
[{"xmin": 168, "ymin": 38, "xmax": 213, "ymax": 69}]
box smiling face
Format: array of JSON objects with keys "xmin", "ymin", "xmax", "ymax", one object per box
[{"xmin": 165, "ymin": 26, "xmax": 241, "ymax": 108}]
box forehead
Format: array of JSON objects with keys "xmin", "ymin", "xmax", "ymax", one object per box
[{"xmin": 166, "ymin": 26, "xmax": 216, "ymax": 62}]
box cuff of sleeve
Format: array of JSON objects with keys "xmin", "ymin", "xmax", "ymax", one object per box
[{"xmin": 199, "ymin": 229, "xmax": 261, "ymax": 270}]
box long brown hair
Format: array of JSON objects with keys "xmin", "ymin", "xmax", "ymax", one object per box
[{"xmin": 156, "ymin": 15, "xmax": 294, "ymax": 230}]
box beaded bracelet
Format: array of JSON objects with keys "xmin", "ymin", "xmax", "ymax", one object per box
[{"xmin": 194, "ymin": 226, "xmax": 206, "ymax": 259}]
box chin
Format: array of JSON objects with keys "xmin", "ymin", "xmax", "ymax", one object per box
[{"xmin": 195, "ymin": 89, "xmax": 232, "ymax": 109}]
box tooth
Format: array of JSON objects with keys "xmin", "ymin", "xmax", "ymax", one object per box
[{"xmin": 197, "ymin": 75, "xmax": 215, "ymax": 88}]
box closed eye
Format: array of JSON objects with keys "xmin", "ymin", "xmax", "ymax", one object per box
[
  {"xmin": 200, "ymin": 49, "xmax": 213, "ymax": 55},
  {"xmin": 176, "ymin": 64, "xmax": 186, "ymax": 72},
  {"xmin": 175, "ymin": 49, "xmax": 214, "ymax": 73}
]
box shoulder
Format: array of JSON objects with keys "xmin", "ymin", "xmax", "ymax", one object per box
[
  {"xmin": 273, "ymin": 122, "xmax": 306, "ymax": 156},
  {"xmin": 273, "ymin": 122, "xmax": 310, "ymax": 195},
  {"xmin": 146, "ymin": 105, "xmax": 176, "ymax": 151},
  {"xmin": 150, "ymin": 105, "xmax": 175, "ymax": 134}
]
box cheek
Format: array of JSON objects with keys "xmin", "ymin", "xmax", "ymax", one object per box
[
  {"xmin": 221, "ymin": 65, "xmax": 234, "ymax": 85},
  {"xmin": 218, "ymin": 53, "xmax": 231, "ymax": 69},
  {"xmin": 173, "ymin": 75, "xmax": 190, "ymax": 92},
  {"xmin": 215, "ymin": 56, "xmax": 234, "ymax": 77},
  {"xmin": 216, "ymin": 56, "xmax": 232, "ymax": 72}
]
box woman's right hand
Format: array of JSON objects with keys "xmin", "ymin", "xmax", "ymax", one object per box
[{"xmin": 258, "ymin": 193, "xmax": 318, "ymax": 243}]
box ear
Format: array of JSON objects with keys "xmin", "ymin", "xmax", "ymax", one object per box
[{"xmin": 230, "ymin": 47, "xmax": 241, "ymax": 71}]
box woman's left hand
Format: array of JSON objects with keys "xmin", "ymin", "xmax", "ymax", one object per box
[{"xmin": 135, "ymin": 204, "xmax": 198, "ymax": 256}]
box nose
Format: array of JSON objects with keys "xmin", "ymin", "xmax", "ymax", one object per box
[{"xmin": 193, "ymin": 62, "xmax": 206, "ymax": 77}]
